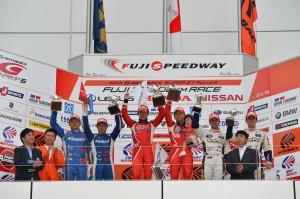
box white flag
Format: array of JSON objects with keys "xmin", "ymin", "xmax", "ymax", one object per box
[
  {"xmin": 169, "ymin": 0, "xmax": 182, "ymax": 53},
  {"xmin": 154, "ymin": 143, "xmax": 168, "ymax": 167},
  {"xmin": 132, "ymin": 80, "xmax": 147, "ymax": 106}
]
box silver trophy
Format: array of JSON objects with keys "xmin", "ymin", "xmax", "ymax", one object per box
[
  {"xmin": 166, "ymin": 84, "xmax": 181, "ymax": 102},
  {"xmin": 50, "ymin": 94, "xmax": 62, "ymax": 111},
  {"xmin": 225, "ymin": 109, "xmax": 238, "ymax": 126},
  {"xmin": 150, "ymin": 85, "xmax": 166, "ymax": 107},
  {"xmin": 107, "ymin": 95, "xmax": 121, "ymax": 115},
  {"xmin": 192, "ymin": 93, "xmax": 203, "ymax": 113}
]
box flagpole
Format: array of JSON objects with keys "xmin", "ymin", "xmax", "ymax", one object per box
[
  {"xmin": 163, "ymin": 0, "xmax": 168, "ymax": 53},
  {"xmin": 237, "ymin": 0, "xmax": 241, "ymax": 53},
  {"xmin": 85, "ymin": 0, "xmax": 91, "ymax": 53},
  {"xmin": 90, "ymin": 0, "xmax": 94, "ymax": 54}
]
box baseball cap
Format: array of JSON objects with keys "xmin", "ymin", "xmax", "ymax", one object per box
[
  {"xmin": 209, "ymin": 113, "xmax": 220, "ymax": 120},
  {"xmin": 246, "ymin": 111, "xmax": 257, "ymax": 118},
  {"xmin": 69, "ymin": 114, "xmax": 80, "ymax": 121},
  {"xmin": 174, "ymin": 107, "xmax": 185, "ymax": 114},
  {"xmin": 97, "ymin": 118, "xmax": 108, "ymax": 125},
  {"xmin": 138, "ymin": 105, "xmax": 149, "ymax": 113}
]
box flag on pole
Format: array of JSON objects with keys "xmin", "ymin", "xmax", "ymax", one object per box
[
  {"xmin": 241, "ymin": 0, "xmax": 258, "ymax": 57},
  {"xmin": 79, "ymin": 82, "xmax": 90, "ymax": 104},
  {"xmin": 169, "ymin": 0, "xmax": 182, "ymax": 53},
  {"xmin": 154, "ymin": 143, "xmax": 169, "ymax": 167},
  {"xmin": 93, "ymin": 0, "xmax": 108, "ymax": 53},
  {"xmin": 132, "ymin": 80, "xmax": 147, "ymax": 106}
]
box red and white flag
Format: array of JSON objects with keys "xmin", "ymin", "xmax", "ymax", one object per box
[
  {"xmin": 79, "ymin": 82, "xmax": 89, "ymax": 104},
  {"xmin": 169, "ymin": 0, "xmax": 182, "ymax": 53}
]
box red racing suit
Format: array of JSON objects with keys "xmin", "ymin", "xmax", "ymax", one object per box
[
  {"xmin": 121, "ymin": 104, "xmax": 165, "ymax": 180},
  {"xmin": 165, "ymin": 101, "xmax": 193, "ymax": 180}
]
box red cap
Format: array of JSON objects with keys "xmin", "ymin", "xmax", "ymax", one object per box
[
  {"xmin": 246, "ymin": 111, "xmax": 257, "ymax": 118},
  {"xmin": 97, "ymin": 118, "xmax": 108, "ymax": 125},
  {"xmin": 174, "ymin": 107, "xmax": 185, "ymax": 114},
  {"xmin": 69, "ymin": 114, "xmax": 80, "ymax": 121},
  {"xmin": 209, "ymin": 113, "xmax": 220, "ymax": 120},
  {"xmin": 138, "ymin": 105, "xmax": 149, "ymax": 113}
]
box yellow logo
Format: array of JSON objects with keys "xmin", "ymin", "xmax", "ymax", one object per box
[{"xmin": 29, "ymin": 120, "xmax": 50, "ymax": 130}]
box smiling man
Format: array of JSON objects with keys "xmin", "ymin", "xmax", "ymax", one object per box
[{"xmin": 36, "ymin": 128, "xmax": 65, "ymax": 181}]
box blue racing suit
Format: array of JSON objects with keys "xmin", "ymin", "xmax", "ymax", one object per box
[
  {"xmin": 82, "ymin": 114, "xmax": 123, "ymax": 180},
  {"xmin": 50, "ymin": 111, "xmax": 90, "ymax": 180}
]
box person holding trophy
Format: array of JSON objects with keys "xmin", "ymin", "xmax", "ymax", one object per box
[
  {"xmin": 121, "ymin": 92, "xmax": 165, "ymax": 180},
  {"xmin": 82, "ymin": 103, "xmax": 124, "ymax": 180},
  {"xmin": 165, "ymin": 85, "xmax": 195, "ymax": 180},
  {"xmin": 50, "ymin": 97, "xmax": 90, "ymax": 180},
  {"xmin": 191, "ymin": 95, "xmax": 232, "ymax": 180},
  {"xmin": 226, "ymin": 109, "xmax": 273, "ymax": 179}
]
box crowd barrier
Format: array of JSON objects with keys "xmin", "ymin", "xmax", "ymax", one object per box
[{"xmin": 1, "ymin": 180, "xmax": 298, "ymax": 199}]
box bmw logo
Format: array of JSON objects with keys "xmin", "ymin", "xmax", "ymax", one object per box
[{"xmin": 275, "ymin": 112, "xmax": 281, "ymax": 119}]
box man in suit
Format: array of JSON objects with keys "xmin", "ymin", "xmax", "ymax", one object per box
[
  {"xmin": 14, "ymin": 128, "xmax": 44, "ymax": 180},
  {"xmin": 226, "ymin": 130, "xmax": 259, "ymax": 179},
  {"xmin": 37, "ymin": 128, "xmax": 65, "ymax": 181}
]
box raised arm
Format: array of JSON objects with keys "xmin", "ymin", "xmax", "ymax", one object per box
[
  {"xmin": 121, "ymin": 92, "xmax": 134, "ymax": 128},
  {"xmin": 82, "ymin": 103, "xmax": 94, "ymax": 142},
  {"xmin": 50, "ymin": 111, "xmax": 65, "ymax": 138},
  {"xmin": 165, "ymin": 101, "xmax": 173, "ymax": 127},
  {"xmin": 152, "ymin": 106, "xmax": 165, "ymax": 127},
  {"xmin": 110, "ymin": 114, "xmax": 124, "ymax": 141}
]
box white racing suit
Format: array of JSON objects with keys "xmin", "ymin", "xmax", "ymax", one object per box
[{"xmin": 194, "ymin": 128, "xmax": 231, "ymax": 180}]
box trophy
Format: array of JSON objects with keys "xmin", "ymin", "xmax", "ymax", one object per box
[
  {"xmin": 50, "ymin": 94, "xmax": 62, "ymax": 111},
  {"xmin": 192, "ymin": 93, "xmax": 203, "ymax": 113},
  {"xmin": 150, "ymin": 85, "xmax": 166, "ymax": 107},
  {"xmin": 166, "ymin": 84, "xmax": 181, "ymax": 102},
  {"xmin": 225, "ymin": 109, "xmax": 238, "ymax": 126},
  {"xmin": 107, "ymin": 95, "xmax": 121, "ymax": 115}
]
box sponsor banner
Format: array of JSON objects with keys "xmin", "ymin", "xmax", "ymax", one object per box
[
  {"xmin": 86, "ymin": 84, "xmax": 244, "ymax": 105},
  {"xmin": 114, "ymin": 142, "xmax": 133, "ymax": 165},
  {"xmin": 271, "ymin": 88, "xmax": 299, "ymax": 110},
  {"xmin": 274, "ymin": 118, "xmax": 299, "ymax": 132},
  {"xmin": 272, "ymin": 128, "xmax": 300, "ymax": 157},
  {"xmin": 114, "ymin": 165, "xmax": 133, "ymax": 180},
  {"xmin": 0, "ymin": 125, "xmax": 23, "ymax": 148},
  {"xmin": 28, "ymin": 92, "xmax": 51, "ymax": 109},
  {"xmin": 0, "ymin": 51, "xmax": 56, "ymax": 92},
  {"xmin": 0, "ymin": 111, "xmax": 25, "ymax": 127},
  {"xmin": 0, "ymin": 84, "xmax": 26, "ymax": 104},
  {"xmin": 274, "ymin": 151, "xmax": 300, "ymax": 179},
  {"xmin": 83, "ymin": 54, "xmax": 244, "ymax": 77},
  {"xmin": 0, "ymin": 98, "xmax": 26, "ymax": 115},
  {"xmin": 28, "ymin": 120, "xmax": 51, "ymax": 131},
  {"xmin": 26, "ymin": 106, "xmax": 51, "ymax": 123},
  {"xmin": 0, "ymin": 171, "xmax": 15, "ymax": 181},
  {"xmin": 0, "ymin": 147, "xmax": 15, "ymax": 174},
  {"xmin": 245, "ymin": 97, "xmax": 271, "ymax": 115},
  {"xmin": 273, "ymin": 106, "xmax": 299, "ymax": 123},
  {"xmin": 256, "ymin": 112, "xmax": 272, "ymax": 128}
]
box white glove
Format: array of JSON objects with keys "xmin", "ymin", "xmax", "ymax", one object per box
[{"xmin": 179, "ymin": 151, "xmax": 186, "ymax": 157}]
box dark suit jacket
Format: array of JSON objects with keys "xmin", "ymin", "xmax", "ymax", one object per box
[
  {"xmin": 226, "ymin": 147, "xmax": 259, "ymax": 179},
  {"xmin": 14, "ymin": 145, "xmax": 44, "ymax": 181}
]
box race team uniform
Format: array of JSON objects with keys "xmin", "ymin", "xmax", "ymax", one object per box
[
  {"xmin": 165, "ymin": 102, "xmax": 193, "ymax": 180},
  {"xmin": 192, "ymin": 113, "xmax": 231, "ymax": 180},
  {"xmin": 82, "ymin": 115, "xmax": 123, "ymax": 180},
  {"xmin": 121, "ymin": 103, "xmax": 165, "ymax": 180},
  {"xmin": 50, "ymin": 111, "xmax": 90, "ymax": 180},
  {"xmin": 36, "ymin": 145, "xmax": 65, "ymax": 181}
]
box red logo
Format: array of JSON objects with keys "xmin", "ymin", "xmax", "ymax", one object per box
[
  {"xmin": 0, "ymin": 63, "xmax": 26, "ymax": 75},
  {"xmin": 151, "ymin": 61, "xmax": 163, "ymax": 71}
]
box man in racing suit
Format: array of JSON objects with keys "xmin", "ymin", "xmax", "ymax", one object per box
[
  {"xmin": 82, "ymin": 106, "xmax": 123, "ymax": 180},
  {"xmin": 165, "ymin": 101, "xmax": 193, "ymax": 180},
  {"xmin": 50, "ymin": 110, "xmax": 90, "ymax": 180},
  {"xmin": 121, "ymin": 92, "xmax": 165, "ymax": 180},
  {"xmin": 227, "ymin": 111, "xmax": 273, "ymax": 179},
  {"xmin": 192, "ymin": 111, "xmax": 231, "ymax": 180}
]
